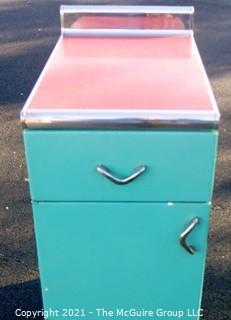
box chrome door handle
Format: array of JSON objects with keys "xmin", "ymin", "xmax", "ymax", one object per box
[
  {"xmin": 96, "ymin": 165, "xmax": 147, "ymax": 185},
  {"xmin": 179, "ymin": 217, "xmax": 199, "ymax": 255}
]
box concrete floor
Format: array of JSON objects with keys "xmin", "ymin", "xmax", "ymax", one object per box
[{"xmin": 0, "ymin": 1, "xmax": 230, "ymax": 319}]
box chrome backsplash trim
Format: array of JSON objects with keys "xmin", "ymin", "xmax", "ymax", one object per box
[
  {"xmin": 60, "ymin": 5, "xmax": 194, "ymax": 38},
  {"xmin": 62, "ymin": 29, "xmax": 193, "ymax": 37}
]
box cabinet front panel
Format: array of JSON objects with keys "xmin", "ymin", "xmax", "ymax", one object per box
[
  {"xmin": 24, "ymin": 130, "xmax": 217, "ymax": 202},
  {"xmin": 33, "ymin": 202, "xmax": 210, "ymax": 320}
]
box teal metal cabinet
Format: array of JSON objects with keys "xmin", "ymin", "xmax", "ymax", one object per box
[
  {"xmin": 21, "ymin": 5, "xmax": 220, "ymax": 320},
  {"xmin": 33, "ymin": 202, "xmax": 210, "ymax": 318}
]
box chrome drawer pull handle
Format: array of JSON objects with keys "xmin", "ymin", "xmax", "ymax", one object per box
[
  {"xmin": 179, "ymin": 217, "xmax": 199, "ymax": 255},
  {"xmin": 96, "ymin": 164, "xmax": 147, "ymax": 185}
]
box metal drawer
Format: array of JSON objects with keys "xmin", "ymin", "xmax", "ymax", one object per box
[{"xmin": 24, "ymin": 130, "xmax": 218, "ymax": 202}]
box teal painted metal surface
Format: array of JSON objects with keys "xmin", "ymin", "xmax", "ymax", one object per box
[
  {"xmin": 24, "ymin": 130, "xmax": 218, "ymax": 202},
  {"xmin": 33, "ymin": 202, "xmax": 210, "ymax": 320}
]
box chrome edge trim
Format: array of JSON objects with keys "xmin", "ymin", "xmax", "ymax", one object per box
[
  {"xmin": 62, "ymin": 29, "xmax": 193, "ymax": 37},
  {"xmin": 192, "ymin": 37, "xmax": 221, "ymax": 119},
  {"xmin": 21, "ymin": 110, "xmax": 219, "ymax": 129},
  {"xmin": 60, "ymin": 5, "xmax": 194, "ymax": 15},
  {"xmin": 21, "ymin": 36, "xmax": 63, "ymax": 116}
]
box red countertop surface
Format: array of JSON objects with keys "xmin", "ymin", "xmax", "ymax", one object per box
[{"xmin": 27, "ymin": 35, "xmax": 214, "ymax": 112}]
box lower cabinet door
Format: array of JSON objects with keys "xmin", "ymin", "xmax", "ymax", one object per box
[{"xmin": 33, "ymin": 202, "xmax": 210, "ymax": 320}]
